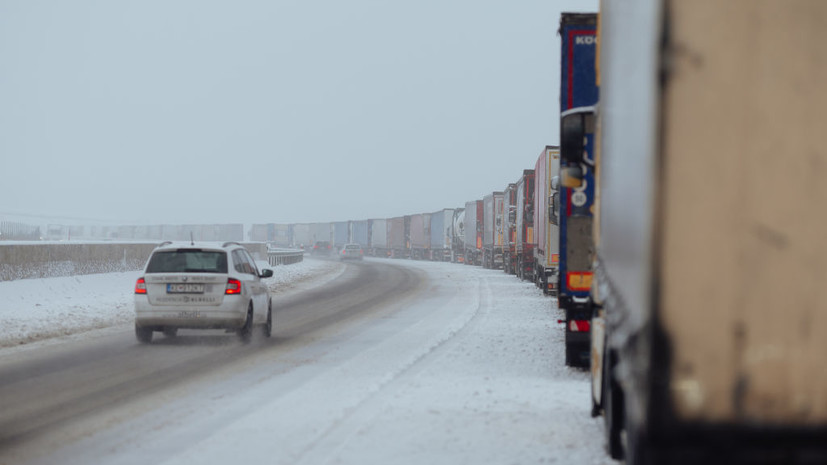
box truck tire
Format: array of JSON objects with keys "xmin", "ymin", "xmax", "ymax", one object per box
[
  {"xmin": 626, "ymin": 419, "xmax": 655, "ymax": 465},
  {"xmin": 603, "ymin": 350, "xmax": 624, "ymax": 460}
]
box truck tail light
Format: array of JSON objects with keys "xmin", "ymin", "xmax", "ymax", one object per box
[
  {"xmin": 225, "ymin": 278, "xmax": 242, "ymax": 295},
  {"xmin": 134, "ymin": 277, "xmax": 147, "ymax": 294},
  {"xmin": 569, "ymin": 320, "xmax": 591, "ymax": 332}
]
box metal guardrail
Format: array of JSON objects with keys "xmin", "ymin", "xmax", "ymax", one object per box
[{"xmin": 267, "ymin": 248, "xmax": 304, "ymax": 266}]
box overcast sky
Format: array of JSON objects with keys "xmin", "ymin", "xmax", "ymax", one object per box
[{"xmin": 1, "ymin": 0, "xmax": 597, "ymax": 226}]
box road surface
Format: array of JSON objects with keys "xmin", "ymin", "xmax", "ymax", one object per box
[{"xmin": 0, "ymin": 258, "xmax": 611, "ymax": 465}]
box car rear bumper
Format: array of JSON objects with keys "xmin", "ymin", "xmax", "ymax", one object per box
[{"xmin": 135, "ymin": 298, "xmax": 247, "ymax": 330}]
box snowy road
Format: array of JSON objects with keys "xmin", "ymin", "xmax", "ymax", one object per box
[{"xmin": 0, "ymin": 258, "xmax": 613, "ymax": 465}]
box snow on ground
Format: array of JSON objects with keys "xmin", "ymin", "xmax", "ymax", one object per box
[
  {"xmin": 0, "ymin": 258, "xmax": 612, "ymax": 464},
  {"xmin": 0, "ymin": 258, "xmax": 344, "ymax": 349}
]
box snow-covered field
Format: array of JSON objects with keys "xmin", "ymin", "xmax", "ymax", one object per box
[{"xmin": 0, "ymin": 258, "xmax": 344, "ymax": 349}]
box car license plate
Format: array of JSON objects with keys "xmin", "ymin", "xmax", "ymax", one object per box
[{"xmin": 167, "ymin": 283, "xmax": 205, "ymax": 294}]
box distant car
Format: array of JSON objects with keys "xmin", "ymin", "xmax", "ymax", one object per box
[
  {"xmin": 340, "ymin": 243, "xmax": 364, "ymax": 260},
  {"xmin": 133, "ymin": 241, "xmax": 274, "ymax": 344},
  {"xmin": 311, "ymin": 241, "xmax": 332, "ymax": 256}
]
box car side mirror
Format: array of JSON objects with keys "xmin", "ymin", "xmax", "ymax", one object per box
[{"xmin": 259, "ymin": 268, "xmax": 274, "ymax": 278}]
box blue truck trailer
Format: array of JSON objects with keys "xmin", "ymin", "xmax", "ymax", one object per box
[{"xmin": 557, "ymin": 12, "xmax": 598, "ymax": 368}]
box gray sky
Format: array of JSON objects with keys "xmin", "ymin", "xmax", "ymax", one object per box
[{"xmin": 1, "ymin": 0, "xmax": 598, "ymax": 225}]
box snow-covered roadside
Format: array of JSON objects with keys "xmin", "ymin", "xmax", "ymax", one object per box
[{"xmin": 0, "ymin": 258, "xmax": 344, "ymax": 349}]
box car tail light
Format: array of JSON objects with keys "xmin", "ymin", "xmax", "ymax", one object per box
[
  {"xmin": 225, "ymin": 278, "xmax": 242, "ymax": 295},
  {"xmin": 134, "ymin": 277, "xmax": 147, "ymax": 294},
  {"xmin": 569, "ymin": 320, "xmax": 591, "ymax": 332}
]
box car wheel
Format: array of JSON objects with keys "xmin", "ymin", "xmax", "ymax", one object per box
[
  {"xmin": 238, "ymin": 303, "xmax": 254, "ymax": 343},
  {"xmin": 262, "ymin": 302, "xmax": 273, "ymax": 338},
  {"xmin": 163, "ymin": 327, "xmax": 178, "ymax": 338},
  {"xmin": 135, "ymin": 325, "xmax": 153, "ymax": 344}
]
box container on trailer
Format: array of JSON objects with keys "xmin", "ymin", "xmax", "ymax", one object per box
[
  {"xmin": 370, "ymin": 218, "xmax": 388, "ymax": 256},
  {"xmin": 352, "ymin": 220, "xmax": 369, "ymax": 248},
  {"xmin": 292, "ymin": 223, "xmax": 311, "ymax": 249},
  {"xmin": 534, "ymin": 146, "xmax": 561, "ymax": 296},
  {"xmin": 514, "ymin": 170, "xmax": 536, "ymax": 279},
  {"xmin": 429, "ymin": 209, "xmax": 455, "ymax": 261},
  {"xmin": 502, "ymin": 183, "xmax": 518, "ymax": 274},
  {"xmin": 309, "ymin": 222, "xmax": 333, "ymax": 246},
  {"xmin": 463, "ymin": 201, "xmax": 482, "ymax": 266},
  {"xmin": 388, "ymin": 216, "xmax": 408, "ymax": 258},
  {"xmin": 482, "ymin": 192, "xmax": 504, "ymax": 269},
  {"xmin": 592, "ymin": 2, "xmax": 827, "ymax": 462},
  {"xmin": 451, "ymin": 209, "xmax": 466, "ymax": 263},
  {"xmin": 409, "ymin": 214, "xmax": 430, "ymax": 260},
  {"xmin": 333, "ymin": 221, "xmax": 350, "ymax": 250}
]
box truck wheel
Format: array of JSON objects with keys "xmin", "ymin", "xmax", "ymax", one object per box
[
  {"xmin": 626, "ymin": 419, "xmax": 655, "ymax": 465},
  {"xmin": 603, "ymin": 351, "xmax": 624, "ymax": 460}
]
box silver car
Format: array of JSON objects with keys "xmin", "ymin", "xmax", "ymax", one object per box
[
  {"xmin": 340, "ymin": 243, "xmax": 364, "ymax": 260},
  {"xmin": 134, "ymin": 241, "xmax": 274, "ymax": 343}
]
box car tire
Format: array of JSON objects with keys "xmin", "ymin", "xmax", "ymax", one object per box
[
  {"xmin": 238, "ymin": 304, "xmax": 254, "ymax": 343},
  {"xmin": 163, "ymin": 327, "xmax": 178, "ymax": 338},
  {"xmin": 136, "ymin": 325, "xmax": 153, "ymax": 344},
  {"xmin": 262, "ymin": 302, "xmax": 273, "ymax": 338}
]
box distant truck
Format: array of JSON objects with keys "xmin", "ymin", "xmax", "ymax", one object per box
[
  {"xmin": 351, "ymin": 220, "xmax": 369, "ymax": 249},
  {"xmin": 429, "ymin": 209, "xmax": 455, "ymax": 262},
  {"xmin": 369, "ymin": 218, "xmax": 388, "ymax": 257},
  {"xmin": 557, "ymin": 12, "xmax": 598, "ymax": 368},
  {"xmin": 309, "ymin": 222, "xmax": 332, "ymax": 246},
  {"xmin": 409, "ymin": 214, "xmax": 430, "ymax": 260},
  {"xmin": 388, "ymin": 216, "xmax": 409, "ymax": 258},
  {"xmin": 591, "ymin": 2, "xmax": 827, "ymax": 463},
  {"xmin": 502, "ymin": 183, "xmax": 517, "ymax": 274},
  {"xmin": 463, "ymin": 200, "xmax": 483, "ymax": 266},
  {"xmin": 291, "ymin": 223, "xmax": 311, "ymax": 250},
  {"xmin": 482, "ymin": 192, "xmax": 504, "ymax": 269},
  {"xmin": 533, "ymin": 146, "xmax": 560, "ymax": 296},
  {"xmin": 332, "ymin": 221, "xmax": 350, "ymax": 250},
  {"xmin": 451, "ymin": 208, "xmax": 466, "ymax": 263},
  {"xmin": 514, "ymin": 170, "xmax": 535, "ymax": 280}
]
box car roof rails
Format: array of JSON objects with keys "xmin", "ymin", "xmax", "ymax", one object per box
[
  {"xmin": 222, "ymin": 241, "xmax": 242, "ymax": 248},
  {"xmin": 158, "ymin": 241, "xmax": 173, "ymax": 247}
]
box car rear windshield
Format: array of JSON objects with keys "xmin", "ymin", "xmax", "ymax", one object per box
[
  {"xmin": 346, "ymin": 245, "xmax": 361, "ymax": 250},
  {"xmin": 146, "ymin": 249, "xmax": 228, "ymax": 273}
]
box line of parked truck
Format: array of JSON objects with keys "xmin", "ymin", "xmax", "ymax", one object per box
[{"xmin": 254, "ymin": 3, "xmax": 826, "ymax": 463}]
